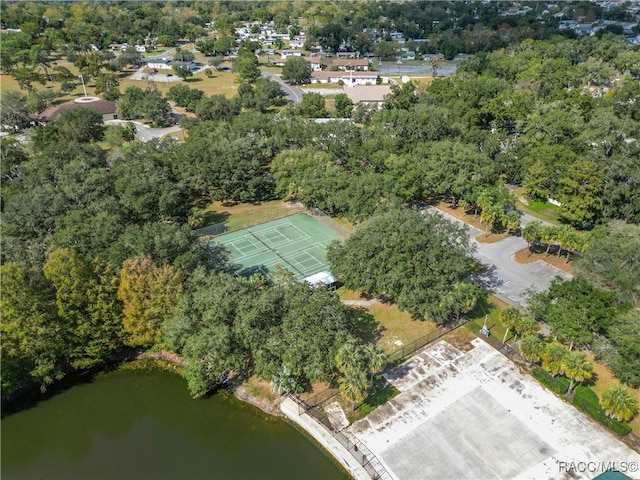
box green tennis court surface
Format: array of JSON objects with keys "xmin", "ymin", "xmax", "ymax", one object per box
[{"xmin": 212, "ymin": 213, "xmax": 343, "ymax": 281}]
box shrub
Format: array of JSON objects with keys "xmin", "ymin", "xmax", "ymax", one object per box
[
  {"xmin": 532, "ymin": 366, "xmax": 569, "ymax": 394},
  {"xmin": 573, "ymin": 393, "xmax": 632, "ymax": 436}
]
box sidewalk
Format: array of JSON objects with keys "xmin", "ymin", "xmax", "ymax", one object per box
[{"xmin": 280, "ymin": 397, "xmax": 371, "ymax": 480}]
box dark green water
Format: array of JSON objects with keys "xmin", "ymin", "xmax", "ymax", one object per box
[{"xmin": 1, "ymin": 368, "xmax": 349, "ymax": 480}]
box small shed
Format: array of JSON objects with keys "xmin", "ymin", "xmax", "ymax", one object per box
[{"xmin": 303, "ymin": 271, "xmax": 337, "ymax": 289}]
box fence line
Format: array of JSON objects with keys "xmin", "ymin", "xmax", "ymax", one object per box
[
  {"xmin": 300, "ymin": 316, "xmax": 469, "ymax": 412},
  {"xmin": 386, "ymin": 316, "xmax": 470, "ymax": 367},
  {"xmin": 309, "ymin": 209, "xmax": 354, "ymax": 239},
  {"xmin": 288, "ymin": 393, "xmax": 393, "ymax": 480},
  {"xmin": 196, "ymin": 204, "xmax": 304, "ymax": 237}
]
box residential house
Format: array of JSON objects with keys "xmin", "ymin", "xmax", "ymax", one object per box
[
  {"xmin": 147, "ymin": 59, "xmax": 172, "ymax": 70},
  {"xmin": 341, "ymin": 85, "xmax": 391, "ymax": 108},
  {"xmin": 306, "ymin": 57, "xmax": 323, "ymax": 71},
  {"xmin": 336, "ymin": 51, "xmax": 359, "ymax": 59},
  {"xmin": 281, "ymin": 49, "xmax": 302, "ymax": 58},
  {"xmin": 289, "ymin": 39, "xmax": 305, "ymax": 48},
  {"xmin": 310, "ymin": 70, "xmax": 378, "ymax": 85},
  {"xmin": 332, "ymin": 59, "xmax": 370, "ymax": 71},
  {"xmin": 39, "ymin": 99, "xmax": 118, "ymax": 122}
]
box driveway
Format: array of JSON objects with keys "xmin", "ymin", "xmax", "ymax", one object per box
[
  {"xmin": 261, "ymin": 71, "xmax": 304, "ymax": 103},
  {"xmin": 428, "ymin": 207, "xmax": 572, "ymax": 307}
]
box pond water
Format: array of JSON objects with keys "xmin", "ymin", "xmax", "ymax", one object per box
[{"xmin": 1, "ymin": 368, "xmax": 349, "ymax": 480}]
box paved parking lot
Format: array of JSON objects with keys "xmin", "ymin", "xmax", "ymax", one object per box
[
  {"xmin": 349, "ymin": 339, "xmax": 640, "ymax": 480},
  {"xmin": 429, "ymin": 209, "xmax": 572, "ymax": 307}
]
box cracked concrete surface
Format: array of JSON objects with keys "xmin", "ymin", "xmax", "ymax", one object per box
[{"xmin": 348, "ymin": 339, "xmax": 640, "ymax": 480}]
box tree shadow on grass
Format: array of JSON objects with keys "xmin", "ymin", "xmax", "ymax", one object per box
[
  {"xmin": 346, "ymin": 306, "xmax": 383, "ymax": 345},
  {"xmin": 201, "ymin": 210, "xmax": 230, "ymax": 226}
]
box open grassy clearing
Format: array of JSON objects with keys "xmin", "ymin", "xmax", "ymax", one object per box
[
  {"xmin": 337, "ymin": 288, "xmax": 439, "ymax": 354},
  {"xmin": 198, "ymin": 200, "xmax": 303, "ymax": 232},
  {"xmin": 241, "ymin": 375, "xmax": 278, "ymax": 403},
  {"xmin": 463, "ymin": 294, "xmax": 513, "ymax": 343},
  {"xmin": 512, "ymin": 187, "xmax": 562, "ymax": 225},
  {"xmin": 1, "ymin": 55, "xmax": 239, "ymax": 102},
  {"xmin": 120, "ymin": 68, "xmax": 239, "ymax": 98}
]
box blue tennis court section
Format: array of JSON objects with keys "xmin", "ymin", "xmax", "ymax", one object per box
[{"xmin": 212, "ymin": 214, "xmax": 344, "ymax": 281}]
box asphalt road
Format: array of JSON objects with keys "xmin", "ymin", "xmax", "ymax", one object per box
[
  {"xmin": 261, "ymin": 71, "xmax": 304, "ymax": 103},
  {"xmin": 104, "ymin": 120, "xmax": 181, "ymax": 143}
]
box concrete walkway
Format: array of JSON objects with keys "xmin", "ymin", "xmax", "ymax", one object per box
[{"xmin": 280, "ymin": 397, "xmax": 371, "ymax": 480}]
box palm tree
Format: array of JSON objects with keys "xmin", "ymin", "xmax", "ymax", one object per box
[
  {"xmin": 520, "ymin": 335, "xmax": 545, "ymax": 363},
  {"xmin": 270, "ymin": 364, "xmax": 301, "ymax": 395},
  {"xmin": 339, "ymin": 369, "xmax": 368, "ymax": 410},
  {"xmin": 500, "ymin": 306, "xmax": 522, "ymax": 344},
  {"xmin": 453, "ymin": 281, "xmax": 481, "ymax": 320},
  {"xmin": 561, "ymin": 350, "xmax": 593, "ymax": 395},
  {"xmin": 515, "ymin": 316, "xmax": 539, "ymax": 340},
  {"xmin": 480, "ymin": 204, "xmax": 504, "ymax": 233},
  {"xmin": 522, "ymin": 220, "xmax": 543, "ymax": 255},
  {"xmin": 556, "ymin": 225, "xmax": 574, "ymax": 257},
  {"xmin": 364, "ymin": 343, "xmax": 387, "ymax": 383},
  {"xmin": 335, "ymin": 341, "xmax": 365, "ymax": 375},
  {"xmin": 563, "ymin": 231, "xmax": 583, "ymax": 263},
  {"xmin": 504, "ymin": 210, "xmax": 521, "ymax": 234},
  {"xmin": 601, "ymin": 385, "xmax": 639, "ymax": 422},
  {"xmin": 540, "ymin": 225, "xmax": 559, "ymax": 255},
  {"xmin": 541, "ymin": 343, "xmax": 567, "ymax": 377}
]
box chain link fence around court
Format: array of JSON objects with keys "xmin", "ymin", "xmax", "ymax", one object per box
[
  {"xmin": 287, "ymin": 317, "xmax": 471, "ymax": 479},
  {"xmin": 195, "ymin": 204, "xmax": 304, "ymax": 237},
  {"xmin": 308, "ymin": 209, "xmax": 354, "ymax": 240},
  {"xmin": 386, "ymin": 316, "xmax": 470, "ymax": 367},
  {"xmin": 195, "ymin": 205, "xmax": 355, "ymax": 239}
]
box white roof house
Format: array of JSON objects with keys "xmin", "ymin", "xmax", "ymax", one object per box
[
  {"xmin": 281, "ymin": 49, "xmax": 303, "ymax": 59},
  {"xmin": 147, "ymin": 59, "xmax": 172, "ymax": 70},
  {"xmin": 310, "ymin": 71, "xmax": 379, "ymax": 86},
  {"xmin": 306, "ymin": 57, "xmax": 323, "ymax": 71}
]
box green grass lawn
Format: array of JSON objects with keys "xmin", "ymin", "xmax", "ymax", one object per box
[
  {"xmin": 464, "ymin": 294, "xmax": 516, "ymax": 344},
  {"xmin": 348, "ymin": 376, "xmax": 400, "ymax": 422},
  {"xmin": 512, "ymin": 187, "xmax": 562, "ymax": 225},
  {"xmin": 337, "ymin": 288, "xmax": 439, "ymax": 354}
]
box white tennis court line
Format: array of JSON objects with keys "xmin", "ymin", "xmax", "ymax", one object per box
[
  {"xmin": 255, "ymin": 222, "xmax": 310, "ymax": 246},
  {"xmin": 227, "ymin": 235, "xmax": 267, "ymax": 256}
]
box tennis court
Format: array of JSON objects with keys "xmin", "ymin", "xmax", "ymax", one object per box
[{"xmin": 212, "ymin": 213, "xmax": 344, "ymax": 281}]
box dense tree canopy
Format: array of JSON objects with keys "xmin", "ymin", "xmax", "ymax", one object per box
[
  {"xmin": 2, "ymin": 10, "xmax": 640, "ymax": 403},
  {"xmin": 164, "ymin": 269, "xmax": 368, "ymax": 398},
  {"xmin": 281, "ymin": 56, "xmax": 312, "ymax": 85},
  {"xmin": 576, "ymin": 222, "xmax": 640, "ymax": 306},
  {"xmin": 328, "ymin": 207, "xmax": 482, "ymax": 323},
  {"xmin": 528, "ymin": 277, "xmax": 619, "ymax": 349}
]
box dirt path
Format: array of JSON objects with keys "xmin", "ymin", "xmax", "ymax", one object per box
[{"xmin": 343, "ymin": 299, "xmax": 380, "ymax": 307}]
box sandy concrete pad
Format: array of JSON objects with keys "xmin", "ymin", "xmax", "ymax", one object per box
[
  {"xmin": 325, "ymin": 401, "xmax": 349, "ymax": 431},
  {"xmin": 382, "ymin": 387, "xmax": 553, "ymax": 480},
  {"xmin": 349, "ymin": 339, "xmax": 640, "ymax": 480}
]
